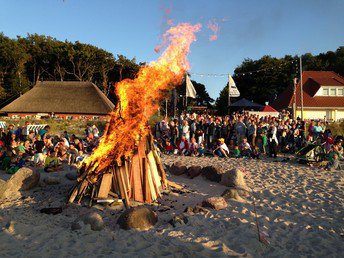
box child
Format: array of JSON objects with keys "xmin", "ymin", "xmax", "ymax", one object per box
[
  {"xmin": 228, "ymin": 140, "xmax": 236, "ymax": 156},
  {"xmin": 234, "ymin": 145, "xmax": 241, "ymax": 158},
  {"xmin": 76, "ymin": 150, "xmax": 86, "ymax": 165},
  {"xmin": 324, "ymin": 153, "xmax": 340, "ymax": 171},
  {"xmin": 241, "ymin": 138, "xmax": 252, "ymax": 158},
  {"xmin": 67, "ymin": 144, "xmax": 78, "ymax": 165},
  {"xmin": 251, "ymin": 146, "xmax": 261, "ymax": 159},
  {"xmin": 197, "ymin": 143, "xmax": 205, "ymax": 157},
  {"xmin": 188, "ymin": 138, "xmax": 198, "ymax": 156},
  {"xmin": 8, "ymin": 156, "xmax": 20, "ymax": 174},
  {"xmin": 44, "ymin": 151, "xmax": 62, "ymax": 172},
  {"xmin": 164, "ymin": 141, "xmax": 173, "ymax": 155},
  {"xmin": 17, "ymin": 141, "xmax": 26, "ymax": 156}
]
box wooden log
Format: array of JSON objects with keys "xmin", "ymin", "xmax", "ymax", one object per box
[
  {"xmin": 152, "ymin": 150, "xmax": 167, "ymax": 188},
  {"xmin": 89, "ymin": 185, "xmax": 96, "ymax": 207},
  {"xmin": 146, "ymin": 158, "xmax": 158, "ymax": 201},
  {"xmin": 112, "ymin": 166, "xmax": 120, "ymax": 194},
  {"xmin": 167, "ymin": 180, "xmax": 184, "ymax": 189},
  {"xmin": 147, "ymin": 151, "xmax": 161, "ymax": 194},
  {"xmin": 68, "ymin": 183, "xmax": 80, "ymax": 203},
  {"xmin": 118, "ymin": 166, "xmax": 130, "ymax": 209},
  {"xmin": 142, "ymin": 157, "xmax": 152, "ymax": 203},
  {"xmin": 131, "ymin": 154, "xmax": 144, "ymax": 202},
  {"xmin": 77, "ymin": 180, "xmax": 89, "ymax": 204},
  {"xmin": 98, "ymin": 173, "xmax": 113, "ymax": 199}
]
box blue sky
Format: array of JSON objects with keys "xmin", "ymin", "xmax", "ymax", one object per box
[{"xmin": 1, "ymin": 0, "xmax": 343, "ymax": 99}]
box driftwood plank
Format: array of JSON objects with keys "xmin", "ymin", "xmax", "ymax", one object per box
[{"xmin": 98, "ymin": 173, "xmax": 113, "ymax": 199}]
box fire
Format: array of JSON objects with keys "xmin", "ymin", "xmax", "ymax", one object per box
[{"xmin": 85, "ymin": 23, "xmax": 201, "ymax": 173}]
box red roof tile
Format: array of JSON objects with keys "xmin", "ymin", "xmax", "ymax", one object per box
[
  {"xmin": 261, "ymin": 105, "xmax": 278, "ymax": 112},
  {"xmin": 272, "ymin": 71, "xmax": 344, "ymax": 110}
]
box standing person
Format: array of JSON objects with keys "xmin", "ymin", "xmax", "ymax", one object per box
[
  {"xmin": 182, "ymin": 120, "xmax": 190, "ymax": 142},
  {"xmin": 267, "ymin": 123, "xmax": 278, "ymax": 158},
  {"xmin": 92, "ymin": 125, "xmax": 99, "ymax": 139},
  {"xmin": 170, "ymin": 119, "xmax": 179, "ymax": 147},
  {"xmin": 33, "ymin": 135, "xmax": 45, "ymax": 166},
  {"xmin": 4, "ymin": 124, "xmax": 15, "ymax": 147},
  {"xmin": 247, "ymin": 121, "xmax": 257, "ymax": 146},
  {"xmin": 234, "ymin": 117, "xmax": 247, "ymax": 145},
  {"xmin": 39, "ymin": 125, "xmax": 50, "ymax": 139}
]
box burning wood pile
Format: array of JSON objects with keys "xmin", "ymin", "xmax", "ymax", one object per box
[
  {"xmin": 68, "ymin": 130, "xmax": 166, "ymax": 207},
  {"xmin": 68, "ymin": 23, "xmax": 201, "ymax": 207}
]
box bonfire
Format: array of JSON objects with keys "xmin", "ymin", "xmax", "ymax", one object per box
[{"xmin": 68, "ymin": 23, "xmax": 201, "ymax": 207}]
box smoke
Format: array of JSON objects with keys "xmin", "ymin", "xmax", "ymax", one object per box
[{"xmin": 207, "ymin": 19, "xmax": 220, "ymax": 41}]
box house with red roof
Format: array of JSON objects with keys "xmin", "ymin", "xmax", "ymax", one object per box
[{"xmin": 272, "ymin": 71, "xmax": 344, "ymax": 121}]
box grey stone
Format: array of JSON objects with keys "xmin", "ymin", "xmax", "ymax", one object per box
[
  {"xmin": 201, "ymin": 166, "xmax": 223, "ymax": 182},
  {"xmin": 43, "ymin": 176, "xmax": 60, "ymax": 185},
  {"xmin": 188, "ymin": 166, "xmax": 202, "ymax": 179},
  {"xmin": 71, "ymin": 221, "xmax": 82, "ymax": 231},
  {"xmin": 7, "ymin": 168, "xmax": 40, "ymax": 191},
  {"xmin": 82, "ymin": 212, "xmax": 104, "ymax": 231},
  {"xmin": 202, "ymin": 196, "xmax": 228, "ymax": 210},
  {"xmin": 170, "ymin": 162, "xmax": 187, "ymax": 176},
  {"xmin": 66, "ymin": 172, "xmax": 79, "ymax": 181},
  {"xmin": 184, "ymin": 205, "xmax": 209, "ymax": 214},
  {"xmin": 169, "ymin": 214, "xmax": 188, "ymax": 227},
  {"xmin": 220, "ymin": 169, "xmax": 250, "ymax": 197},
  {"xmin": 117, "ymin": 206, "xmax": 157, "ymax": 230},
  {"xmin": 222, "ymin": 188, "xmax": 242, "ymax": 200}
]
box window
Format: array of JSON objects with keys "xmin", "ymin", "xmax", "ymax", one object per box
[
  {"xmin": 330, "ymin": 88, "xmax": 336, "ymax": 96},
  {"xmin": 322, "ymin": 88, "xmax": 329, "ymax": 96},
  {"xmin": 338, "ymin": 88, "xmax": 344, "ymax": 96}
]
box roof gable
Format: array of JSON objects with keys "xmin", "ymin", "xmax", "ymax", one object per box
[
  {"xmin": 1, "ymin": 81, "xmax": 115, "ymax": 115},
  {"xmin": 272, "ymin": 71, "xmax": 344, "ymax": 110}
]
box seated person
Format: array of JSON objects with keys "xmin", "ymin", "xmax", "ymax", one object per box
[
  {"xmin": 234, "ymin": 145, "xmax": 241, "ymax": 158},
  {"xmin": 44, "ymin": 151, "xmax": 62, "ymax": 172},
  {"xmin": 8, "ymin": 156, "xmax": 20, "ymax": 174},
  {"xmin": 188, "ymin": 138, "xmax": 198, "ymax": 156},
  {"xmin": 67, "ymin": 144, "xmax": 78, "ymax": 165},
  {"xmin": 1, "ymin": 151, "xmax": 12, "ymax": 171},
  {"xmin": 213, "ymin": 138, "xmax": 229, "ymax": 158},
  {"xmin": 174, "ymin": 136, "xmax": 189, "ymax": 155},
  {"xmin": 324, "ymin": 153, "xmax": 340, "ymax": 171},
  {"xmin": 197, "ymin": 142, "xmax": 205, "ymax": 157},
  {"xmin": 241, "ymin": 138, "xmax": 252, "ymax": 157},
  {"xmin": 227, "ymin": 140, "xmax": 236, "ymax": 156},
  {"xmin": 17, "ymin": 141, "xmax": 26, "ymax": 156},
  {"xmin": 164, "ymin": 140, "xmax": 173, "ymax": 155},
  {"xmin": 251, "ymin": 145, "xmax": 261, "ymax": 159}
]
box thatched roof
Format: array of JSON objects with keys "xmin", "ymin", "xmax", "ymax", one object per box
[{"xmin": 1, "ymin": 81, "xmax": 115, "ymax": 115}]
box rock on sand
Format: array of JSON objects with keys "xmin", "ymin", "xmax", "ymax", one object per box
[
  {"xmin": 117, "ymin": 206, "xmax": 157, "ymax": 230},
  {"xmin": 202, "ymin": 196, "xmax": 228, "ymax": 210}
]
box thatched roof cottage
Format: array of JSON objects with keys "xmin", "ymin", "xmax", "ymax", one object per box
[{"xmin": 1, "ymin": 81, "xmax": 114, "ymax": 120}]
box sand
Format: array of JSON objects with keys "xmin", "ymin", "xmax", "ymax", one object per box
[{"xmin": 0, "ymin": 156, "xmax": 343, "ymax": 257}]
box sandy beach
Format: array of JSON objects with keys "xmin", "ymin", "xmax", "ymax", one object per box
[{"xmin": 1, "ymin": 155, "xmax": 343, "ymax": 257}]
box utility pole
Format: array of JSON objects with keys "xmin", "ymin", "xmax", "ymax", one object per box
[
  {"xmin": 300, "ymin": 56, "xmax": 304, "ymax": 120},
  {"xmin": 228, "ymin": 74, "xmax": 231, "ymax": 115},
  {"xmin": 293, "ymin": 78, "xmax": 297, "ymax": 119}
]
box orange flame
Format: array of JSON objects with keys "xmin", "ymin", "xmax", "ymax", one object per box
[{"xmin": 86, "ymin": 23, "xmax": 201, "ymax": 173}]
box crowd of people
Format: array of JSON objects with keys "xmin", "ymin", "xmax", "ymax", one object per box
[
  {"xmin": 1, "ymin": 111, "xmax": 343, "ymax": 175},
  {"xmin": 0, "ymin": 122, "xmax": 101, "ymax": 174},
  {"xmin": 154, "ymin": 111, "xmax": 344, "ymax": 171}
]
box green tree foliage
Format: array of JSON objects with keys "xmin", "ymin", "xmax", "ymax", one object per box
[
  {"xmin": 0, "ymin": 33, "xmax": 140, "ymax": 107},
  {"xmin": 215, "ymin": 48, "xmax": 344, "ymax": 114}
]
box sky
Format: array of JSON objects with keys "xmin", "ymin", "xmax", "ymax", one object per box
[{"xmin": 1, "ymin": 0, "xmax": 343, "ymax": 100}]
